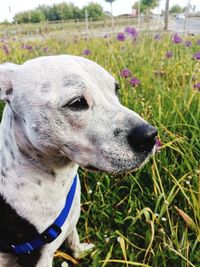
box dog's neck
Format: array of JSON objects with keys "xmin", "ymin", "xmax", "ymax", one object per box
[{"xmin": 0, "ymin": 105, "xmax": 79, "ymax": 230}]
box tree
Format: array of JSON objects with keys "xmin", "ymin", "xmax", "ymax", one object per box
[
  {"xmin": 13, "ymin": 2, "xmax": 104, "ymax": 23},
  {"xmin": 132, "ymin": 0, "xmax": 160, "ymax": 14},
  {"xmin": 14, "ymin": 10, "xmax": 45, "ymax": 23},
  {"xmin": 29, "ymin": 10, "xmax": 45, "ymax": 23},
  {"xmin": 81, "ymin": 3, "xmax": 105, "ymax": 21},
  {"xmin": 169, "ymin": 4, "xmax": 183, "ymax": 14},
  {"xmin": 132, "ymin": 1, "xmax": 149, "ymax": 14}
]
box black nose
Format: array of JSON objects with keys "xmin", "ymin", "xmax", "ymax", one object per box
[{"xmin": 127, "ymin": 124, "xmax": 158, "ymax": 153}]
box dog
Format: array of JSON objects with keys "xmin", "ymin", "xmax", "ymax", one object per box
[{"xmin": 0, "ymin": 55, "xmax": 158, "ymax": 267}]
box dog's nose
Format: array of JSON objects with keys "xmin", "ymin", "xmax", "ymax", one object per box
[{"xmin": 127, "ymin": 124, "xmax": 158, "ymax": 152}]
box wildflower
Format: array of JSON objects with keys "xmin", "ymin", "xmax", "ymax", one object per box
[
  {"xmin": 193, "ymin": 82, "xmax": 200, "ymax": 91},
  {"xmin": 82, "ymin": 49, "xmax": 91, "ymax": 56},
  {"xmin": 186, "ymin": 180, "xmax": 190, "ymax": 185},
  {"xmin": 88, "ymin": 189, "xmax": 93, "ymax": 194},
  {"xmin": 184, "ymin": 40, "xmax": 192, "ymax": 47},
  {"xmin": 161, "ymin": 217, "xmax": 167, "ymax": 222},
  {"xmin": 22, "ymin": 44, "xmax": 33, "ymax": 51},
  {"xmin": 197, "ymin": 40, "xmax": 200, "ymax": 45},
  {"xmin": 155, "ymin": 138, "xmax": 162, "ymax": 151},
  {"xmin": 124, "ymin": 26, "xmax": 138, "ymax": 39},
  {"xmin": 193, "ymin": 51, "xmax": 200, "ymax": 60},
  {"xmin": 154, "ymin": 34, "xmax": 161, "ymax": 40},
  {"xmin": 116, "ymin": 32, "xmax": 126, "ymax": 41},
  {"xmin": 155, "ymin": 213, "xmax": 159, "ymax": 217},
  {"xmin": 166, "ymin": 51, "xmax": 173, "ymax": 58},
  {"xmin": 130, "ymin": 77, "xmax": 140, "ymax": 87},
  {"xmin": 120, "ymin": 68, "xmax": 131, "ymax": 78},
  {"xmin": 97, "ymin": 181, "xmax": 101, "ymax": 186},
  {"xmin": 105, "ymin": 237, "xmax": 110, "ymax": 243},
  {"xmin": 172, "ymin": 33, "xmax": 182, "ymax": 44},
  {"xmin": 43, "ymin": 47, "xmax": 48, "ymax": 52},
  {"xmin": 2, "ymin": 44, "xmax": 9, "ymax": 55},
  {"xmin": 61, "ymin": 262, "xmax": 69, "ymax": 267}
]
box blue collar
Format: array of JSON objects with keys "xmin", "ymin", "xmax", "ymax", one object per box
[{"xmin": 12, "ymin": 174, "xmax": 78, "ymax": 254}]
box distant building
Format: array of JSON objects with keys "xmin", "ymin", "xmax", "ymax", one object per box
[
  {"xmin": 132, "ymin": 9, "xmax": 137, "ymax": 16},
  {"xmin": 116, "ymin": 13, "xmax": 134, "ymax": 18}
]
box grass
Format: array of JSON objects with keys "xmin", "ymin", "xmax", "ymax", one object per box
[{"xmin": 0, "ymin": 28, "xmax": 200, "ymax": 267}]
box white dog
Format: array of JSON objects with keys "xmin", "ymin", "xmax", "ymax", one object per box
[{"xmin": 0, "ymin": 55, "xmax": 158, "ymax": 267}]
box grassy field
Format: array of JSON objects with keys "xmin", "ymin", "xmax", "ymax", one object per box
[{"xmin": 0, "ymin": 27, "xmax": 200, "ymax": 267}]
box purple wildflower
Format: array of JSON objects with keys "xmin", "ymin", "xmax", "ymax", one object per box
[
  {"xmin": 82, "ymin": 49, "xmax": 91, "ymax": 56},
  {"xmin": 193, "ymin": 52, "xmax": 200, "ymax": 60},
  {"xmin": 130, "ymin": 77, "xmax": 140, "ymax": 87},
  {"xmin": 155, "ymin": 138, "xmax": 162, "ymax": 151},
  {"xmin": 193, "ymin": 82, "xmax": 200, "ymax": 91},
  {"xmin": 184, "ymin": 40, "xmax": 192, "ymax": 47},
  {"xmin": 172, "ymin": 33, "xmax": 182, "ymax": 44},
  {"xmin": 166, "ymin": 51, "xmax": 173, "ymax": 58},
  {"xmin": 2, "ymin": 44, "xmax": 9, "ymax": 55},
  {"xmin": 154, "ymin": 34, "xmax": 161, "ymax": 40},
  {"xmin": 116, "ymin": 32, "xmax": 126, "ymax": 41},
  {"xmin": 43, "ymin": 47, "xmax": 48, "ymax": 52},
  {"xmin": 120, "ymin": 68, "xmax": 131, "ymax": 78},
  {"xmin": 22, "ymin": 44, "xmax": 33, "ymax": 51},
  {"xmin": 124, "ymin": 26, "xmax": 138, "ymax": 38},
  {"xmin": 197, "ymin": 40, "xmax": 200, "ymax": 45}
]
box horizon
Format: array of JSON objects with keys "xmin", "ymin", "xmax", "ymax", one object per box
[{"xmin": 1, "ymin": 0, "xmax": 200, "ymax": 23}]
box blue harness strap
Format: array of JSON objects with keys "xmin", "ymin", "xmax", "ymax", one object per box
[{"xmin": 12, "ymin": 174, "xmax": 78, "ymax": 254}]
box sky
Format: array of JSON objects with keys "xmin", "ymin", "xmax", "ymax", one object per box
[{"xmin": 1, "ymin": 0, "xmax": 200, "ymax": 22}]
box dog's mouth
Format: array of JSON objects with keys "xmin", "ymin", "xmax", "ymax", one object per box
[{"xmin": 83, "ymin": 139, "xmax": 162, "ymax": 174}]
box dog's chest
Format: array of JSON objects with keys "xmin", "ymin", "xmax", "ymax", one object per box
[{"xmin": 0, "ymin": 173, "xmax": 81, "ymax": 267}]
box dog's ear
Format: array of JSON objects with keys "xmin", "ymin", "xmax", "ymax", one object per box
[{"xmin": 0, "ymin": 63, "xmax": 18, "ymax": 102}]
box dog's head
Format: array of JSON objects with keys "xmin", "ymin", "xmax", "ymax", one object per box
[{"xmin": 0, "ymin": 55, "xmax": 158, "ymax": 174}]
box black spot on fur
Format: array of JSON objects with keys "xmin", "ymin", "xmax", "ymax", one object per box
[
  {"xmin": 5, "ymin": 88, "xmax": 13, "ymax": 95},
  {"xmin": 13, "ymin": 114, "xmax": 18, "ymax": 121},
  {"xmin": 50, "ymin": 170, "xmax": 55, "ymax": 177},
  {"xmin": 41, "ymin": 82, "xmax": 51, "ymax": 93},
  {"xmin": 0, "ymin": 195, "xmax": 42, "ymax": 267},
  {"xmin": 34, "ymin": 195, "xmax": 39, "ymax": 202},
  {"xmin": 15, "ymin": 183, "xmax": 25, "ymax": 190},
  {"xmin": 10, "ymin": 149, "xmax": 15, "ymax": 160},
  {"xmin": 1, "ymin": 154, "xmax": 7, "ymax": 168},
  {"xmin": 36, "ymin": 153, "xmax": 43, "ymax": 159},
  {"xmin": 4, "ymin": 139, "xmax": 9, "ymax": 147},
  {"xmin": 1, "ymin": 170, "xmax": 6, "ymax": 177},
  {"xmin": 37, "ymin": 180, "xmax": 42, "ymax": 186}
]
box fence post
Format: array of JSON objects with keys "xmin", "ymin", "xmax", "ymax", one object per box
[{"xmin": 85, "ymin": 9, "xmax": 89, "ymax": 34}]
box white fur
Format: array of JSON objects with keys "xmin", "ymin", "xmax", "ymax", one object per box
[{"xmin": 0, "ymin": 55, "xmax": 156, "ymax": 266}]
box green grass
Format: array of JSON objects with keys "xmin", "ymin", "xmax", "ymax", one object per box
[{"xmin": 0, "ymin": 30, "xmax": 200, "ymax": 267}]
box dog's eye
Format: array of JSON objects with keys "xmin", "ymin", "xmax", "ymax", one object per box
[{"xmin": 63, "ymin": 97, "xmax": 89, "ymax": 111}]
